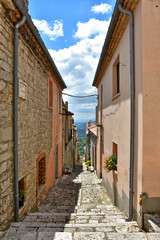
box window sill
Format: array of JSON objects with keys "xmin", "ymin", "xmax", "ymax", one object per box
[
  {"xmin": 48, "ymin": 106, "xmax": 53, "ymax": 110},
  {"xmin": 96, "ymin": 123, "xmax": 103, "ymax": 127},
  {"xmin": 112, "ymin": 92, "xmax": 121, "ymax": 101}
]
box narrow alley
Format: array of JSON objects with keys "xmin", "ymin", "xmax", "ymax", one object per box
[{"xmin": 2, "ymin": 163, "xmax": 159, "ymax": 240}]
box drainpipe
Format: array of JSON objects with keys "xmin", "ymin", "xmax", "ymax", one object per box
[
  {"xmin": 118, "ymin": 4, "xmax": 135, "ymax": 221},
  {"xmin": 13, "ymin": 16, "xmax": 26, "ymax": 222}
]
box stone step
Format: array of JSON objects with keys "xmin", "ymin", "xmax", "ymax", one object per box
[
  {"xmin": 37, "ymin": 206, "xmax": 122, "ymax": 215},
  {"xmin": 3, "ymin": 231, "xmax": 160, "ymax": 240},
  {"xmin": 23, "ymin": 212, "xmax": 125, "ymax": 224},
  {"xmin": 38, "ymin": 204, "xmax": 116, "ymax": 209},
  {"xmin": 11, "ymin": 221, "xmax": 139, "ymax": 229},
  {"xmin": 27, "ymin": 212, "xmax": 123, "ymax": 218},
  {"xmin": 28, "ymin": 212, "xmax": 106, "ymax": 217}
]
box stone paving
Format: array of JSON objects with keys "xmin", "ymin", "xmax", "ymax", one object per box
[{"xmin": 2, "ymin": 163, "xmax": 160, "ymax": 239}]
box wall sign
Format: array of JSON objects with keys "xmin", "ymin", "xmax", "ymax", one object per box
[{"xmin": 19, "ymin": 80, "xmax": 27, "ymax": 100}]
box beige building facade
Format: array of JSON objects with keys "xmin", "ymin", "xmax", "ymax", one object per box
[{"xmin": 93, "ymin": 0, "xmax": 160, "ymax": 226}]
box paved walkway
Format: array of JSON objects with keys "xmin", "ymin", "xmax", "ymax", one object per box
[{"xmin": 2, "ymin": 163, "xmax": 160, "ymax": 239}]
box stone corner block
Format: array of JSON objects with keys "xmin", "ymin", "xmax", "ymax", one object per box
[
  {"xmin": 74, "ymin": 232, "xmax": 106, "ymax": 240},
  {"xmin": 2, "ymin": 127, "xmax": 13, "ymax": 142},
  {"xmin": 54, "ymin": 232, "xmax": 72, "ymax": 240}
]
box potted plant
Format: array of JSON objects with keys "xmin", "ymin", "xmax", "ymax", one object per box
[
  {"xmin": 19, "ymin": 188, "xmax": 25, "ymax": 207},
  {"xmin": 103, "ymin": 154, "xmax": 117, "ymax": 172}
]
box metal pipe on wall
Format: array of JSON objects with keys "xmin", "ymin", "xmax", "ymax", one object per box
[
  {"xmin": 118, "ymin": 4, "xmax": 135, "ymax": 221},
  {"xmin": 13, "ymin": 15, "xmax": 26, "ymax": 222}
]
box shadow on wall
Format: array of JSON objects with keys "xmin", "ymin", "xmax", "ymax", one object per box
[
  {"xmin": 102, "ymin": 174, "xmax": 129, "ymax": 216},
  {"xmin": 4, "ymin": 164, "xmax": 83, "ymax": 239},
  {"xmin": 102, "ymin": 172, "xmax": 143, "ymax": 225}
]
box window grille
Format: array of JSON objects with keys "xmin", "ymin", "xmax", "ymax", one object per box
[{"xmin": 38, "ymin": 157, "xmax": 45, "ymax": 185}]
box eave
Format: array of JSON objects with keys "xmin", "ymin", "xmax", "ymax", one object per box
[
  {"xmin": 92, "ymin": 0, "xmax": 139, "ymax": 88},
  {"xmin": 1, "ymin": 0, "xmax": 67, "ymax": 90}
]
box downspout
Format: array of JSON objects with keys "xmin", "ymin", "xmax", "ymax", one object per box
[
  {"xmin": 13, "ymin": 16, "xmax": 26, "ymax": 222},
  {"xmin": 118, "ymin": 4, "xmax": 135, "ymax": 221}
]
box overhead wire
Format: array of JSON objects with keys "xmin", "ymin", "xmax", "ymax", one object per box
[{"xmin": 62, "ymin": 92, "xmax": 98, "ymax": 98}]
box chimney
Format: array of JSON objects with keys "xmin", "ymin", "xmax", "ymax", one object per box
[{"xmin": 21, "ymin": 0, "xmax": 29, "ymax": 11}]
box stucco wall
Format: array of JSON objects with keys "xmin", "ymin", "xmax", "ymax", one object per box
[
  {"xmin": 97, "ymin": 0, "xmax": 143, "ymax": 218},
  {"xmin": 101, "ymin": 23, "xmax": 131, "ymax": 214},
  {"xmin": 133, "ymin": 0, "xmax": 143, "ymax": 224},
  {"xmin": 142, "ymin": 0, "xmax": 160, "ymax": 197},
  {"xmin": 47, "ymin": 79, "xmax": 63, "ymax": 192}
]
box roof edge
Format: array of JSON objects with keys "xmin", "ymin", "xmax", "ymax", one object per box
[
  {"xmin": 12, "ymin": 0, "xmax": 67, "ymax": 90},
  {"xmin": 92, "ymin": 0, "xmax": 124, "ymax": 87}
]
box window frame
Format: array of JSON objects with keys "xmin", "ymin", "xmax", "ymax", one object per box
[
  {"xmin": 112, "ymin": 55, "xmax": 120, "ymax": 100},
  {"xmin": 18, "ymin": 177, "xmax": 26, "ymax": 208},
  {"xmin": 36, "ymin": 153, "xmax": 46, "ymax": 195},
  {"xmin": 113, "ymin": 142, "xmax": 118, "ymax": 172},
  {"xmin": 48, "ymin": 79, "xmax": 53, "ymax": 108}
]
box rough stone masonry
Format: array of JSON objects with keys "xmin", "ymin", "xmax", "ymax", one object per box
[{"xmin": 0, "ymin": 1, "xmax": 53, "ymax": 230}]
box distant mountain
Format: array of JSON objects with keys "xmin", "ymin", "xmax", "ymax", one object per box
[
  {"xmin": 76, "ymin": 121, "xmax": 95, "ymax": 156},
  {"xmin": 75, "ymin": 119, "xmax": 95, "ymax": 123},
  {"xmin": 75, "ymin": 122, "xmax": 86, "ymax": 137}
]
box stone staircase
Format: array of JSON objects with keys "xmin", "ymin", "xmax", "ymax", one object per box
[{"xmin": 2, "ymin": 164, "xmax": 160, "ymax": 239}]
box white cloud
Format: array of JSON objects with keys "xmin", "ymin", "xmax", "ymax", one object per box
[
  {"xmin": 91, "ymin": 3, "xmax": 112, "ymax": 14},
  {"xmin": 33, "ymin": 19, "xmax": 63, "ymax": 40},
  {"xmin": 74, "ymin": 18, "xmax": 110, "ymax": 39},
  {"xmin": 74, "ymin": 65, "xmax": 82, "ymax": 70},
  {"xmin": 49, "ymin": 18, "xmax": 110, "ymax": 121}
]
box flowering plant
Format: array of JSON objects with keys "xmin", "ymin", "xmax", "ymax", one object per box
[{"xmin": 103, "ymin": 154, "xmax": 117, "ymax": 172}]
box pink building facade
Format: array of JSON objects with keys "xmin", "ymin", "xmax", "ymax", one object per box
[{"xmin": 93, "ymin": 0, "xmax": 160, "ymax": 226}]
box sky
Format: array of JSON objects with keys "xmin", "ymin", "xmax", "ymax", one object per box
[{"xmin": 29, "ymin": 0, "xmax": 116, "ymax": 122}]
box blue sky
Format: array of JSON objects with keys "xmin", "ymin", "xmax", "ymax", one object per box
[{"xmin": 29, "ymin": 0, "xmax": 116, "ymax": 121}]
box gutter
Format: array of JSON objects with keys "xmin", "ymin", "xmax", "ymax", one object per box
[
  {"xmin": 13, "ymin": 15, "xmax": 26, "ymax": 222},
  {"xmin": 118, "ymin": 4, "xmax": 135, "ymax": 221},
  {"xmin": 12, "ymin": 0, "xmax": 67, "ymax": 90}
]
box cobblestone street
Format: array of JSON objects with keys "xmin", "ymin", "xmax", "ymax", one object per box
[{"xmin": 2, "ymin": 163, "xmax": 160, "ymax": 240}]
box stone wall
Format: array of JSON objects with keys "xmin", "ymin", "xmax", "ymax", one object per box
[
  {"xmin": 0, "ymin": 3, "xmax": 14, "ymax": 230},
  {"xmin": 17, "ymin": 36, "xmax": 52, "ymax": 213},
  {"xmin": 0, "ymin": 2, "xmax": 54, "ymax": 229}
]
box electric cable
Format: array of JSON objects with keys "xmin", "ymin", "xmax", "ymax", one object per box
[{"xmin": 62, "ymin": 92, "xmax": 98, "ymax": 98}]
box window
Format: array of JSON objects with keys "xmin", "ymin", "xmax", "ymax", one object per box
[
  {"xmin": 100, "ymin": 84, "xmax": 103, "ymax": 124},
  {"xmin": 48, "ymin": 79, "xmax": 53, "ymax": 108},
  {"xmin": 37, "ymin": 154, "xmax": 46, "ymax": 194},
  {"xmin": 38, "ymin": 157, "xmax": 46, "ymax": 186},
  {"xmin": 96, "ymin": 105, "xmax": 98, "ymax": 124},
  {"xmin": 113, "ymin": 55, "xmax": 120, "ymax": 97},
  {"xmin": 59, "ymin": 92, "xmax": 62, "ymax": 113},
  {"xmin": 113, "ymin": 142, "xmax": 118, "ymax": 171},
  {"xmin": 113, "ymin": 142, "xmax": 118, "ymax": 155},
  {"xmin": 19, "ymin": 177, "xmax": 26, "ymax": 207}
]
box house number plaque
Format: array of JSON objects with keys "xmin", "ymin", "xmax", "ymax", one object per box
[{"xmin": 19, "ymin": 80, "xmax": 27, "ymax": 100}]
